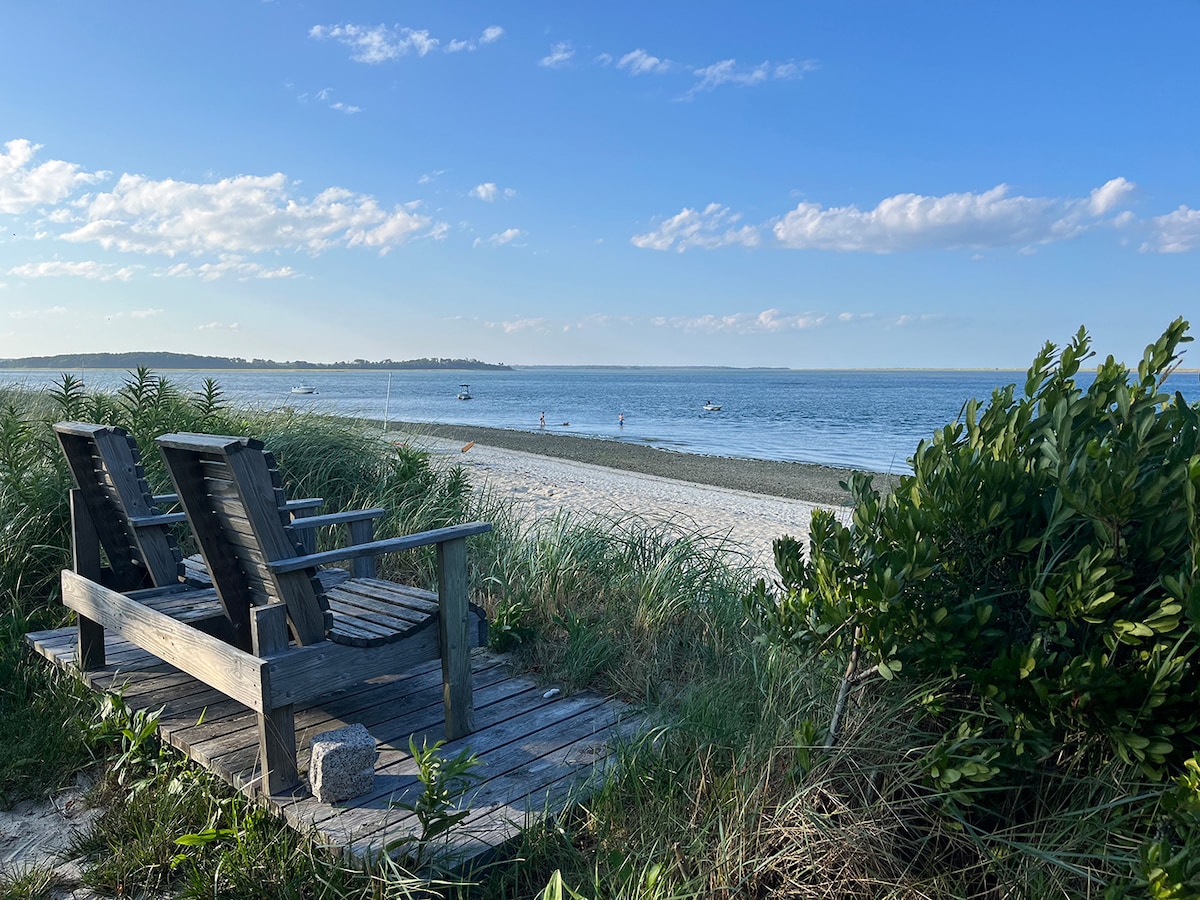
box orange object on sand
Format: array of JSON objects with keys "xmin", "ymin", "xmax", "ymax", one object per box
[{"xmin": 461, "ymin": 441, "xmax": 476, "ymax": 453}]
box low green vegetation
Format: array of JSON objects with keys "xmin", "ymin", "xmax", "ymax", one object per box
[{"xmin": 2, "ymin": 324, "xmax": 1199, "ymax": 898}]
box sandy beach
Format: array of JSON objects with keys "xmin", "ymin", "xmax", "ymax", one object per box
[{"xmin": 387, "ymin": 422, "xmax": 891, "ymax": 572}]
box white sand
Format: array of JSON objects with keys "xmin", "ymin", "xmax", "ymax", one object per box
[{"xmin": 422, "ymin": 438, "xmax": 844, "ymax": 573}]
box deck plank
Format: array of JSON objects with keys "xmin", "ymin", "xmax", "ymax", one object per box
[{"xmin": 25, "ymin": 625, "xmax": 633, "ymax": 871}]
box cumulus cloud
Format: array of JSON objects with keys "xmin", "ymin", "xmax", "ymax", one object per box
[
  {"xmin": 471, "ymin": 182, "xmax": 498, "ymax": 202},
  {"xmin": 540, "ymin": 42, "xmax": 574, "ymax": 68},
  {"xmin": 652, "ymin": 309, "xmax": 827, "ymax": 334},
  {"xmin": 1142, "ymin": 206, "xmax": 1200, "ymax": 253},
  {"xmin": 469, "ymin": 182, "xmax": 516, "ymax": 202},
  {"xmin": 309, "ymin": 24, "xmax": 438, "ymax": 62},
  {"xmin": 1088, "ymin": 176, "xmax": 1134, "ymax": 215},
  {"xmin": 634, "ymin": 181, "xmax": 1138, "ymax": 254},
  {"xmin": 771, "ymin": 179, "xmax": 1135, "ymax": 252},
  {"xmin": 618, "ymin": 49, "xmax": 671, "ymax": 75},
  {"xmin": 0, "ymin": 139, "xmax": 106, "ymax": 214},
  {"xmin": 58, "ymin": 171, "xmax": 437, "ymax": 257},
  {"xmin": 631, "ymin": 203, "xmax": 761, "ymax": 252},
  {"xmin": 6, "ymin": 260, "xmax": 135, "ymax": 281},
  {"xmin": 196, "ymin": 321, "xmax": 239, "ymax": 331},
  {"xmin": 474, "ymin": 227, "xmax": 522, "ymax": 247}
]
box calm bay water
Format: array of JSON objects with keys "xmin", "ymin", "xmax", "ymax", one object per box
[{"xmin": 4, "ymin": 366, "xmax": 1199, "ymax": 474}]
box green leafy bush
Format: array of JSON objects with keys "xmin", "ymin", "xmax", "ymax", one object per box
[{"xmin": 749, "ymin": 319, "xmax": 1200, "ymax": 793}]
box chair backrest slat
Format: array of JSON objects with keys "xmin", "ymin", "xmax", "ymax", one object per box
[
  {"xmin": 54, "ymin": 422, "xmax": 183, "ymax": 591},
  {"xmin": 157, "ymin": 432, "xmax": 329, "ymax": 647}
]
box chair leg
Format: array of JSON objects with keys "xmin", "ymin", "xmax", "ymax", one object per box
[
  {"xmin": 437, "ymin": 537, "xmax": 475, "ymax": 739},
  {"xmin": 251, "ymin": 604, "xmax": 298, "ymax": 794},
  {"xmin": 70, "ymin": 489, "xmax": 106, "ymax": 670}
]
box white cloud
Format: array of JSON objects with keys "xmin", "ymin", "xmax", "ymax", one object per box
[
  {"xmin": 471, "ymin": 182, "xmax": 498, "ymax": 202},
  {"xmin": 129, "ymin": 308, "xmax": 163, "ymax": 318},
  {"xmin": 418, "ymin": 169, "xmax": 446, "ymax": 185},
  {"xmin": 1088, "ymin": 176, "xmax": 1135, "ymax": 215},
  {"xmin": 685, "ymin": 58, "xmax": 814, "ymax": 97},
  {"xmin": 470, "ymin": 182, "xmax": 515, "ymax": 202},
  {"xmin": 771, "ymin": 180, "xmax": 1136, "ymax": 253},
  {"xmin": 196, "ymin": 321, "xmax": 239, "ymax": 331},
  {"xmin": 491, "ymin": 317, "xmax": 552, "ymax": 334},
  {"xmin": 652, "ymin": 309, "xmax": 827, "ymax": 334},
  {"xmin": 330, "ymin": 102, "xmax": 362, "ymax": 114},
  {"xmin": 631, "ymin": 203, "xmax": 761, "ymax": 252},
  {"xmin": 618, "ymin": 49, "xmax": 671, "ymax": 75},
  {"xmin": 6, "ymin": 260, "xmax": 135, "ymax": 281},
  {"xmin": 0, "ymin": 139, "xmax": 106, "ymax": 214},
  {"xmin": 540, "ymin": 42, "xmax": 574, "ymax": 68},
  {"xmin": 1143, "ymin": 206, "xmax": 1200, "ymax": 253},
  {"xmin": 447, "ymin": 26, "xmax": 504, "ymax": 53},
  {"xmin": 474, "ymin": 227, "xmax": 522, "ymax": 247},
  {"xmin": 161, "ymin": 256, "xmax": 298, "ymax": 280},
  {"xmin": 309, "ymin": 24, "xmax": 438, "ymax": 62},
  {"xmin": 59, "ymin": 171, "xmax": 437, "ymax": 257}
]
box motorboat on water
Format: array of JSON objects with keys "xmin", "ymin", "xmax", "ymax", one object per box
[
  {"xmin": 457, "ymin": 384, "xmax": 472, "ymax": 400},
  {"xmin": 290, "ymin": 385, "xmax": 318, "ymax": 395},
  {"xmin": 702, "ymin": 400, "xmax": 722, "ymax": 411}
]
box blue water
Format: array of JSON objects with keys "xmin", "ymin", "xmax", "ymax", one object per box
[{"xmin": 3, "ymin": 367, "xmax": 1198, "ymax": 474}]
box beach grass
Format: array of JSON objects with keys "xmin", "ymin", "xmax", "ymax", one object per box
[{"xmin": 0, "ymin": 373, "xmax": 1183, "ymax": 898}]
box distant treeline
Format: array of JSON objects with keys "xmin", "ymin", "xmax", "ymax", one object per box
[{"xmin": 0, "ymin": 352, "xmax": 512, "ymax": 371}]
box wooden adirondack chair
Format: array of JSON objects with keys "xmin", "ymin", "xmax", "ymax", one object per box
[
  {"xmin": 54, "ymin": 422, "xmax": 359, "ymax": 663},
  {"xmin": 61, "ymin": 430, "xmax": 489, "ymax": 795}
]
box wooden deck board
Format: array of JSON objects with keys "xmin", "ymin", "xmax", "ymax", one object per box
[{"xmin": 25, "ymin": 626, "xmax": 634, "ymax": 870}]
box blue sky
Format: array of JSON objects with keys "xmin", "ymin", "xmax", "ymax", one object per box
[{"xmin": 1, "ymin": 2, "xmax": 1197, "ymax": 368}]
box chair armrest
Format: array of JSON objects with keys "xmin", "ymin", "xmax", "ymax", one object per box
[
  {"xmin": 287, "ymin": 508, "xmax": 387, "ymax": 530},
  {"xmin": 284, "ymin": 497, "xmax": 324, "ymax": 513},
  {"xmin": 152, "ymin": 492, "xmax": 179, "ymax": 506},
  {"xmin": 268, "ymin": 521, "xmax": 492, "ymax": 574},
  {"xmin": 128, "ymin": 512, "xmax": 188, "ymax": 527}
]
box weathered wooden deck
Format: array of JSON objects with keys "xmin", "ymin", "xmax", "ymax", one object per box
[{"xmin": 25, "ymin": 626, "xmax": 635, "ymax": 870}]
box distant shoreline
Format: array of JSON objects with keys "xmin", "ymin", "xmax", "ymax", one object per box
[{"xmin": 381, "ymin": 419, "xmax": 899, "ymax": 507}]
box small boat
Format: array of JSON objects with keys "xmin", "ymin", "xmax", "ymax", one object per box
[
  {"xmin": 702, "ymin": 400, "xmax": 722, "ymax": 411},
  {"xmin": 457, "ymin": 384, "xmax": 472, "ymax": 400},
  {"xmin": 290, "ymin": 385, "xmax": 318, "ymax": 395}
]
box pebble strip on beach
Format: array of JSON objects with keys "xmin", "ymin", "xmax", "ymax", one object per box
[{"xmin": 383, "ymin": 420, "xmax": 898, "ymax": 508}]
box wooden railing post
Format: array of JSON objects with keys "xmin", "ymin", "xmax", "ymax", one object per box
[
  {"xmin": 348, "ymin": 518, "xmax": 376, "ymax": 578},
  {"xmin": 436, "ymin": 536, "xmax": 474, "ymax": 739},
  {"xmin": 251, "ymin": 603, "xmax": 297, "ymax": 795},
  {"xmin": 69, "ymin": 489, "xmax": 106, "ymax": 670}
]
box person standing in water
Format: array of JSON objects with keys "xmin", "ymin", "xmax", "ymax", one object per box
[
  {"xmin": 618, "ymin": 413, "xmax": 625, "ymax": 426},
  {"xmin": 540, "ymin": 411, "xmax": 546, "ymax": 428}
]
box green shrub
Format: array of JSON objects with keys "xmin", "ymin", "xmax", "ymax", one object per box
[{"xmin": 749, "ymin": 319, "xmax": 1200, "ymax": 796}]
